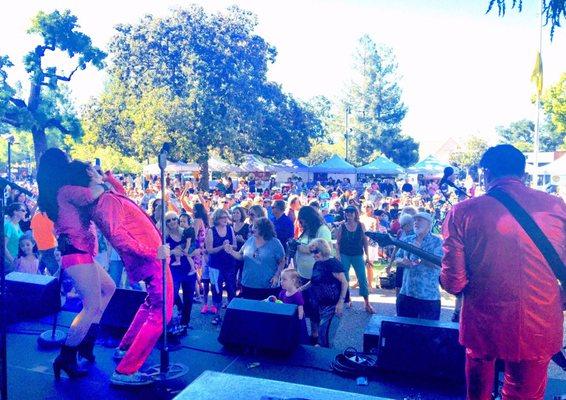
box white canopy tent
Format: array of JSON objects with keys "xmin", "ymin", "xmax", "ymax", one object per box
[
  {"xmin": 237, "ymin": 154, "xmax": 276, "ymax": 173},
  {"xmin": 272, "ymin": 159, "xmax": 310, "ymax": 182},
  {"xmin": 142, "ymin": 160, "xmax": 198, "ymax": 175},
  {"xmin": 208, "ymin": 157, "xmax": 243, "ymax": 174}
]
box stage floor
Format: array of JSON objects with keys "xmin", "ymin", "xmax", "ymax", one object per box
[{"xmin": 4, "ymin": 312, "xmax": 565, "ymax": 400}]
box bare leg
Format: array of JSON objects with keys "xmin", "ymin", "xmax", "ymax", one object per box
[
  {"xmin": 64, "ymin": 263, "xmax": 102, "ymax": 347},
  {"xmin": 93, "ymin": 262, "xmax": 116, "ymax": 323}
]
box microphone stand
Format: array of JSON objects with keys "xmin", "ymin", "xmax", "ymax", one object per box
[
  {"xmin": 146, "ymin": 144, "xmax": 188, "ymax": 384},
  {"xmin": 1, "ymin": 179, "xmax": 8, "ymax": 400},
  {"xmin": 37, "ymin": 266, "xmax": 65, "ymax": 349}
]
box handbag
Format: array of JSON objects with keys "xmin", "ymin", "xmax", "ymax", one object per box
[{"xmin": 487, "ymin": 189, "xmax": 566, "ymax": 307}]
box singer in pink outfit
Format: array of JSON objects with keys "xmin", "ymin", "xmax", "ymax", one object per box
[{"xmin": 90, "ymin": 171, "xmax": 173, "ymax": 386}]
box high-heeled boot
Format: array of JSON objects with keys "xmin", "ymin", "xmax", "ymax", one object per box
[
  {"xmin": 78, "ymin": 323, "xmax": 99, "ymax": 363},
  {"xmin": 53, "ymin": 345, "xmax": 88, "ymax": 380}
]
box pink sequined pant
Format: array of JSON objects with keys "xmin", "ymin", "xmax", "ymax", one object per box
[
  {"xmin": 116, "ymin": 265, "xmax": 173, "ymax": 375},
  {"xmin": 465, "ymin": 348, "xmax": 551, "ymax": 400}
]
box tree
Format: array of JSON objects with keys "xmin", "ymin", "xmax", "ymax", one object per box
[
  {"xmin": 302, "ymin": 139, "xmax": 346, "ymax": 166},
  {"xmin": 486, "ymin": 0, "xmax": 565, "ymax": 39},
  {"xmin": 86, "ymin": 6, "xmax": 322, "ymax": 188},
  {"xmin": 496, "ymin": 117, "xmax": 565, "ymax": 151},
  {"xmin": 347, "ymin": 35, "xmax": 419, "ymax": 167},
  {"xmin": 541, "ymin": 72, "xmax": 566, "ymax": 149},
  {"xmin": 449, "ymin": 136, "xmax": 490, "ymax": 169},
  {"xmin": 0, "ymin": 10, "xmax": 105, "ymax": 165}
]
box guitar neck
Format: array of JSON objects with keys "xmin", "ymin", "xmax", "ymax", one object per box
[
  {"xmin": 390, "ymin": 237, "xmax": 442, "ymax": 266},
  {"xmin": 365, "ymin": 231, "xmax": 442, "ymax": 266}
]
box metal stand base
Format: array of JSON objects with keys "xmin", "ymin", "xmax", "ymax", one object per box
[
  {"xmin": 37, "ymin": 329, "xmax": 66, "ymax": 349},
  {"xmin": 146, "ymin": 363, "xmax": 189, "ymax": 381}
]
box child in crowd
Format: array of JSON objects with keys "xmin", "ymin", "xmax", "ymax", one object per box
[
  {"xmin": 278, "ymin": 269, "xmax": 309, "ymax": 343},
  {"xmin": 278, "ymin": 269, "xmax": 305, "ymax": 319},
  {"xmin": 13, "ymin": 235, "xmax": 40, "ymax": 274}
]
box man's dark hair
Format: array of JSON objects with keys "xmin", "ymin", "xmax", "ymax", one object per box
[
  {"xmin": 273, "ymin": 200, "xmax": 286, "ymax": 212},
  {"xmin": 6, "ymin": 202, "xmax": 25, "ymax": 217},
  {"xmin": 479, "ymin": 144, "xmax": 526, "ymax": 178}
]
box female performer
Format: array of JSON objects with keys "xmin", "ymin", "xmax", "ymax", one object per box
[{"xmin": 37, "ymin": 151, "xmax": 116, "ymax": 379}]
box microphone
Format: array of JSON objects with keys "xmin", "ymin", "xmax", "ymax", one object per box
[
  {"xmin": 439, "ymin": 167, "xmax": 469, "ymax": 198},
  {"xmin": 439, "ymin": 167, "xmax": 454, "ymax": 191}
]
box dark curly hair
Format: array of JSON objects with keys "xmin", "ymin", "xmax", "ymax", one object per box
[
  {"xmin": 298, "ymin": 206, "xmax": 325, "ymax": 239},
  {"xmin": 253, "ymin": 217, "xmax": 276, "ymax": 241}
]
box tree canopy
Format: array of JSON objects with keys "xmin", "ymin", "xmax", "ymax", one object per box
[
  {"xmin": 486, "ymin": 0, "xmax": 565, "ymax": 39},
  {"xmin": 84, "ymin": 6, "xmax": 322, "ymax": 187},
  {"xmin": 449, "ymin": 136, "xmax": 490, "ymax": 169},
  {"xmin": 346, "ymin": 35, "xmax": 418, "ymax": 168},
  {"xmin": 0, "ymin": 10, "xmax": 105, "ymax": 164}
]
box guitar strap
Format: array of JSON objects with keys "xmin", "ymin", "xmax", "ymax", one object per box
[{"xmin": 487, "ymin": 188, "xmax": 566, "ymax": 288}]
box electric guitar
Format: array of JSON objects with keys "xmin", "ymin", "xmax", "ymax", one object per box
[{"xmin": 365, "ymin": 231, "xmax": 441, "ymax": 266}]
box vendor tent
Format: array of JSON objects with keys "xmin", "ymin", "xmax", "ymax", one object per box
[
  {"xmin": 357, "ymin": 156, "xmax": 404, "ymax": 175},
  {"xmin": 273, "ymin": 159, "xmax": 310, "ymax": 183},
  {"xmin": 143, "ymin": 160, "xmax": 198, "ymax": 175},
  {"xmin": 310, "ymin": 155, "xmax": 356, "ymax": 174},
  {"xmin": 237, "ymin": 154, "xmax": 275, "ymax": 173},
  {"xmin": 406, "ymin": 155, "xmax": 452, "ymax": 175},
  {"xmin": 273, "ymin": 159, "xmax": 310, "ymax": 172},
  {"xmin": 536, "ymin": 154, "xmax": 566, "ymax": 176},
  {"xmin": 208, "ymin": 157, "xmax": 243, "ymax": 173}
]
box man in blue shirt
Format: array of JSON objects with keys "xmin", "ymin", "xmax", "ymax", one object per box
[{"xmin": 272, "ymin": 200, "xmax": 293, "ymax": 250}]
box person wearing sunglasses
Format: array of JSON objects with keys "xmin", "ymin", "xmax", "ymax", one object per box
[
  {"xmin": 205, "ymin": 209, "xmax": 237, "ymax": 325},
  {"xmin": 4, "ymin": 202, "xmax": 26, "ymax": 273},
  {"xmin": 247, "ymin": 204, "xmax": 267, "ymax": 225},
  {"xmin": 300, "ymin": 238, "xmax": 348, "ymax": 347},
  {"xmin": 165, "ymin": 211, "xmax": 197, "ymax": 335}
]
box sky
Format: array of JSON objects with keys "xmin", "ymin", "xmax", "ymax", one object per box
[{"xmin": 1, "ymin": 0, "xmax": 565, "ymax": 157}]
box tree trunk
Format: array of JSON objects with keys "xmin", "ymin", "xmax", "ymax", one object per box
[
  {"xmin": 32, "ymin": 126, "xmax": 47, "ymax": 168},
  {"xmin": 28, "ymin": 81, "xmax": 45, "ymax": 168},
  {"xmin": 197, "ymin": 151, "xmax": 209, "ymax": 191}
]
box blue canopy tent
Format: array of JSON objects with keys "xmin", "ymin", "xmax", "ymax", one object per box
[
  {"xmin": 406, "ymin": 155, "xmax": 452, "ymax": 175},
  {"xmin": 357, "ymin": 156, "xmax": 404, "ymax": 175},
  {"xmin": 310, "ymin": 155, "xmax": 356, "ymax": 174}
]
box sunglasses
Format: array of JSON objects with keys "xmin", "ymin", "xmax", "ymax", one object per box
[
  {"xmin": 166, "ymin": 218, "xmax": 178, "ymax": 223},
  {"xmin": 310, "ymin": 248, "xmax": 320, "ymax": 255}
]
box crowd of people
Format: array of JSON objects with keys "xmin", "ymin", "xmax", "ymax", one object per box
[{"xmin": 3, "ymin": 144, "xmax": 565, "ymax": 398}]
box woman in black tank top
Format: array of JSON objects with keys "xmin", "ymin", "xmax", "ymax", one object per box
[{"xmin": 335, "ymin": 206, "xmax": 374, "ymax": 314}]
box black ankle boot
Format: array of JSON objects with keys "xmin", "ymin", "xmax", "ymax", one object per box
[
  {"xmin": 53, "ymin": 345, "xmax": 88, "ymax": 380},
  {"xmin": 78, "ymin": 324, "xmax": 100, "ymax": 363}
]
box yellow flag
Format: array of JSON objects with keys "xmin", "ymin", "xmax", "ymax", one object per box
[{"xmin": 531, "ymin": 52, "xmax": 543, "ymax": 96}]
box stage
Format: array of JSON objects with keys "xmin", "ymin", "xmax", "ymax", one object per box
[{"xmin": 4, "ymin": 311, "xmax": 565, "ymax": 399}]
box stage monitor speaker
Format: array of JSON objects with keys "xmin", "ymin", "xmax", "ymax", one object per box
[
  {"xmin": 6, "ymin": 272, "xmax": 60, "ymax": 322},
  {"xmin": 218, "ymin": 298, "xmax": 300, "ymax": 354},
  {"xmin": 370, "ymin": 315, "xmax": 465, "ymax": 381},
  {"xmin": 100, "ymin": 288, "xmax": 146, "ymax": 330}
]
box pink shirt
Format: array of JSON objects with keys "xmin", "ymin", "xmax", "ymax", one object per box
[
  {"xmin": 91, "ymin": 173, "xmax": 162, "ymax": 283},
  {"xmin": 56, "ymin": 185, "xmax": 98, "ymax": 256},
  {"xmin": 441, "ymin": 177, "xmax": 565, "ymax": 360}
]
